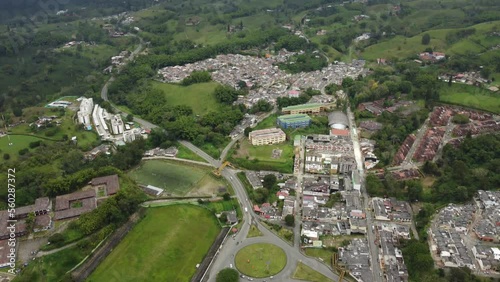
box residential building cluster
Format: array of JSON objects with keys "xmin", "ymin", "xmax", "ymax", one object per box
[
  {"xmin": 393, "ymin": 134, "xmax": 416, "ymax": 165},
  {"xmin": 429, "ymin": 191, "xmax": 500, "ymax": 274},
  {"xmin": 474, "ymin": 190, "xmax": 500, "ymax": 243},
  {"xmin": 84, "ymin": 144, "xmax": 112, "ymax": 160},
  {"xmin": 376, "ymin": 224, "xmax": 410, "ymax": 282},
  {"xmin": 143, "ymin": 147, "xmax": 179, "ymax": 158},
  {"xmin": 248, "ymin": 128, "xmax": 286, "ymax": 146},
  {"xmin": 453, "ymin": 119, "xmax": 500, "ymax": 136},
  {"xmin": 429, "ymin": 106, "xmax": 454, "ymax": 126},
  {"xmin": 429, "ymin": 204, "xmax": 476, "ymax": 269},
  {"xmin": 0, "ymin": 198, "xmax": 51, "ymax": 267},
  {"xmin": 158, "ymin": 53, "xmax": 366, "ymax": 108},
  {"xmin": 244, "ymin": 171, "xmax": 288, "ymax": 190},
  {"xmin": 81, "ymin": 98, "xmax": 145, "ymax": 144},
  {"xmin": 359, "ymin": 138, "xmax": 379, "ymax": 169},
  {"xmin": 230, "ymin": 113, "xmax": 257, "ymax": 139},
  {"xmin": 304, "ymin": 134, "xmax": 355, "ymax": 175},
  {"xmin": 372, "ymin": 198, "xmax": 412, "ymax": 222},
  {"xmin": 413, "ymin": 127, "xmax": 445, "ymax": 162},
  {"xmin": 338, "ymin": 238, "xmax": 374, "ymax": 282},
  {"xmin": 438, "ymin": 72, "xmax": 490, "ymax": 87}
]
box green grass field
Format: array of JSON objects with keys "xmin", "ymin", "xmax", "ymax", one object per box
[
  {"xmin": 88, "ymin": 205, "xmax": 221, "ymax": 282},
  {"xmin": 304, "ymin": 248, "xmax": 334, "ymax": 263},
  {"xmin": 152, "ymin": 81, "xmax": 221, "ymax": 115},
  {"xmin": 0, "ymin": 135, "xmax": 53, "ymax": 161},
  {"xmin": 439, "ymin": 83, "xmax": 500, "ymax": 114},
  {"xmin": 235, "ymin": 243, "xmax": 287, "ymax": 278},
  {"xmin": 361, "ymin": 21, "xmax": 500, "ymax": 61},
  {"xmin": 292, "ymin": 262, "xmax": 334, "ymax": 282},
  {"xmin": 177, "ymin": 143, "xmax": 208, "ymax": 163},
  {"xmin": 231, "ymin": 138, "xmax": 294, "ymax": 173},
  {"xmin": 247, "ymin": 225, "xmax": 263, "ymax": 238},
  {"xmin": 128, "ymin": 160, "xmax": 225, "ymax": 196}
]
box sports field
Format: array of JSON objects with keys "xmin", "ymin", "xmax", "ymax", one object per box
[
  {"xmin": 128, "ymin": 160, "xmax": 225, "ymax": 196},
  {"xmin": 88, "ymin": 205, "xmax": 220, "ymax": 282},
  {"xmin": 235, "ymin": 243, "xmax": 286, "ymax": 277},
  {"xmin": 152, "ymin": 81, "xmax": 221, "ymax": 115}
]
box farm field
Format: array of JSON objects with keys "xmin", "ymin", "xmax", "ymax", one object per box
[
  {"xmin": 152, "ymin": 81, "xmax": 221, "ymax": 115},
  {"xmin": 230, "ymin": 138, "xmax": 294, "ymax": 173},
  {"xmin": 88, "ymin": 205, "xmax": 221, "ymax": 282},
  {"xmin": 439, "ymin": 83, "xmax": 500, "ymax": 114},
  {"xmin": 361, "ymin": 21, "xmax": 500, "ymax": 61},
  {"xmin": 128, "ymin": 160, "xmax": 226, "ymax": 196},
  {"xmin": 235, "ymin": 243, "xmax": 286, "ymax": 278}
]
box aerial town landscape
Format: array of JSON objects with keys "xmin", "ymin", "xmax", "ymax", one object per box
[{"xmin": 0, "ymin": 0, "xmax": 499, "ymax": 282}]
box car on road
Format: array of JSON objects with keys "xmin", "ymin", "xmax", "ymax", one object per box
[{"xmin": 229, "ymin": 264, "xmax": 233, "ymax": 268}]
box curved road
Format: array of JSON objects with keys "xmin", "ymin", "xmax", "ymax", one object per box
[{"xmin": 99, "ymin": 36, "xmax": 343, "ymax": 281}]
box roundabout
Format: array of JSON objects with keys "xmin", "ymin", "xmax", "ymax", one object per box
[{"xmin": 234, "ymin": 243, "xmax": 287, "ymax": 278}]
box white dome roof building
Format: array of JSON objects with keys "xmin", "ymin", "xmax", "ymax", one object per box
[{"xmin": 328, "ymin": 111, "xmax": 349, "ymax": 130}]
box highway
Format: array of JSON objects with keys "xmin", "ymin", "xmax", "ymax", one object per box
[{"xmin": 347, "ymin": 107, "xmax": 383, "ymax": 282}]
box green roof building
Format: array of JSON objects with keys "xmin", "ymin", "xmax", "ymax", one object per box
[{"xmin": 277, "ymin": 114, "xmax": 312, "ymax": 129}]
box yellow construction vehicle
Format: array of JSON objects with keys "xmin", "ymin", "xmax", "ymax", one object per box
[{"xmin": 213, "ymin": 161, "xmax": 232, "ymax": 176}]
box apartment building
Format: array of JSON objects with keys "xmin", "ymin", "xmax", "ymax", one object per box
[{"xmin": 249, "ymin": 128, "xmax": 286, "ymax": 146}]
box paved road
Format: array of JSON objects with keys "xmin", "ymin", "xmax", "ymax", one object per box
[
  {"xmin": 347, "ymin": 107, "xmax": 383, "ymax": 282},
  {"xmin": 97, "ymin": 35, "xmax": 342, "ymax": 281},
  {"xmin": 206, "ymin": 168, "xmax": 343, "ymax": 282}
]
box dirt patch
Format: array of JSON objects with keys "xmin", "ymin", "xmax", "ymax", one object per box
[
  {"xmin": 422, "ymin": 176, "xmax": 436, "ymax": 189},
  {"xmin": 185, "ymin": 174, "xmax": 225, "ymax": 197},
  {"xmin": 234, "ymin": 139, "xmax": 251, "ymax": 159}
]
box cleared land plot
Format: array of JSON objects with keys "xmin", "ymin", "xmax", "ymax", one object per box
[
  {"xmin": 128, "ymin": 160, "xmax": 226, "ymax": 196},
  {"xmin": 292, "ymin": 262, "xmax": 334, "ymax": 282},
  {"xmin": 152, "ymin": 81, "xmax": 221, "ymax": 115},
  {"xmin": 88, "ymin": 205, "xmax": 220, "ymax": 282},
  {"xmin": 439, "ymin": 83, "xmax": 500, "ymax": 114},
  {"xmin": 231, "ymin": 138, "xmax": 294, "ymax": 173},
  {"xmin": 235, "ymin": 243, "xmax": 286, "ymax": 278},
  {"xmin": 321, "ymin": 235, "xmax": 365, "ymax": 248}
]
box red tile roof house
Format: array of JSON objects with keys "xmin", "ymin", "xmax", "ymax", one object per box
[{"xmin": 54, "ymin": 190, "xmax": 97, "ymax": 221}]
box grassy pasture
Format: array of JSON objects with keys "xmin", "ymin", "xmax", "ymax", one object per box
[
  {"xmin": 439, "ymin": 83, "xmax": 500, "ymax": 114},
  {"xmin": 88, "ymin": 205, "xmax": 221, "ymax": 282},
  {"xmin": 152, "ymin": 81, "xmax": 221, "ymax": 115}
]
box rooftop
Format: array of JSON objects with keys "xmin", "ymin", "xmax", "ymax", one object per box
[
  {"xmin": 282, "ymin": 103, "xmax": 326, "ymax": 111},
  {"xmin": 277, "ymin": 114, "xmax": 311, "ymax": 123}
]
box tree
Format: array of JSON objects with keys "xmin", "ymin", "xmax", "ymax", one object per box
[
  {"xmin": 3, "ymin": 153, "xmax": 10, "ymax": 160},
  {"xmin": 48, "ymin": 233, "xmax": 65, "ymax": 245},
  {"xmin": 341, "ymin": 77, "xmax": 354, "ymax": 89},
  {"xmin": 223, "ymin": 193, "xmax": 231, "ymax": 201},
  {"xmin": 219, "ymin": 213, "xmax": 228, "ymax": 223},
  {"xmin": 262, "ymin": 174, "xmax": 277, "ymax": 189},
  {"xmin": 216, "ymin": 268, "xmax": 239, "ymax": 282},
  {"xmin": 126, "ymin": 114, "xmax": 134, "ymax": 122},
  {"xmin": 421, "ymin": 33, "xmax": 430, "ymax": 45},
  {"xmin": 407, "ymin": 181, "xmax": 423, "ymax": 202},
  {"xmin": 285, "ymin": 214, "xmax": 295, "ymax": 226}
]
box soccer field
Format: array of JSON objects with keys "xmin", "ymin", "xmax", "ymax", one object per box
[
  {"xmin": 128, "ymin": 159, "xmax": 225, "ymax": 196},
  {"xmin": 87, "ymin": 205, "xmax": 221, "ymax": 282}
]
